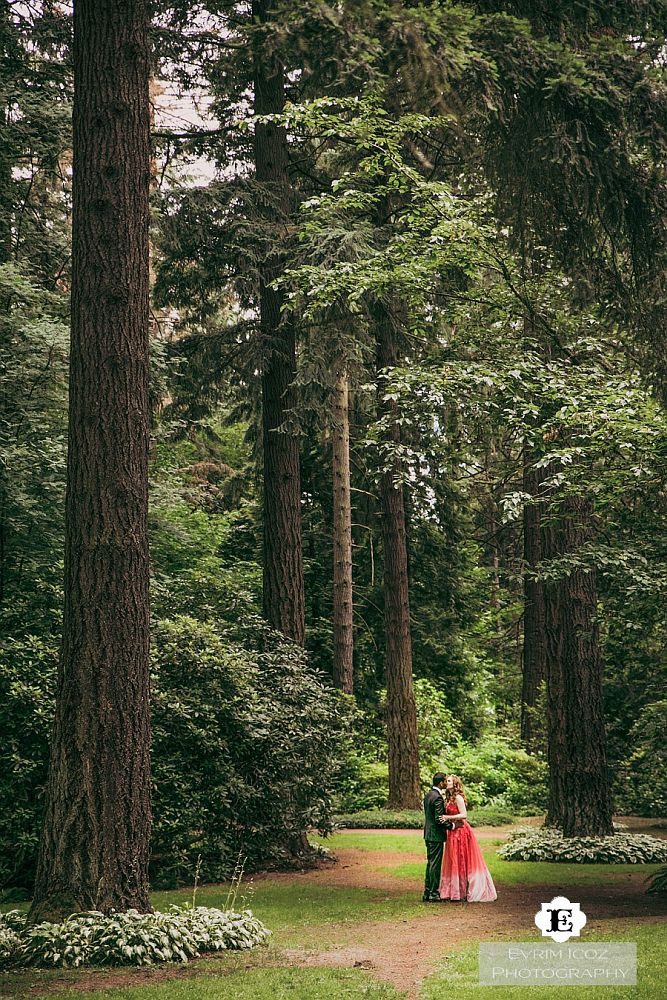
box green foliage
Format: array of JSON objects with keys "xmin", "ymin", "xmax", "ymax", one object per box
[
  {"xmin": 151, "ymin": 615, "xmax": 351, "ymax": 886},
  {"xmin": 333, "ymin": 804, "xmax": 516, "ymax": 829},
  {"xmin": 647, "ymin": 866, "xmax": 667, "ymax": 895},
  {"xmin": 414, "ymin": 677, "xmax": 460, "ymax": 768},
  {"xmin": 0, "ymin": 264, "xmax": 68, "ymax": 637},
  {"xmin": 446, "ymin": 736, "xmax": 548, "ymax": 812},
  {"xmin": 0, "ymin": 617, "xmax": 351, "ymax": 891},
  {"xmin": 624, "ymin": 701, "xmax": 667, "ymax": 817},
  {"xmin": 336, "ymin": 689, "xmax": 546, "ymax": 815},
  {"xmin": 0, "ymin": 926, "xmax": 22, "ymax": 970},
  {"xmin": 0, "ymin": 906, "xmax": 269, "ymax": 969},
  {"xmin": 0, "ymin": 636, "xmax": 57, "ymax": 888},
  {"xmin": 333, "ymin": 809, "xmax": 424, "ymax": 829},
  {"xmin": 499, "ymin": 829, "xmax": 667, "ymax": 864}
]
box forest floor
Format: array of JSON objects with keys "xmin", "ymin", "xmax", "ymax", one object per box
[{"xmin": 2, "ymin": 818, "xmax": 667, "ymax": 1000}]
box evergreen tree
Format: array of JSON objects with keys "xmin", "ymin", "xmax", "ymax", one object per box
[{"xmin": 30, "ymin": 0, "xmax": 152, "ymax": 921}]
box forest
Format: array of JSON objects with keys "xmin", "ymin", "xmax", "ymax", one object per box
[{"xmin": 1, "ymin": 1, "xmax": 666, "ymax": 998}]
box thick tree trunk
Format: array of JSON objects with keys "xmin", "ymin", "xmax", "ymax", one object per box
[
  {"xmin": 0, "ymin": 2, "xmax": 15, "ymax": 262},
  {"xmin": 29, "ymin": 0, "xmax": 152, "ymax": 922},
  {"xmin": 253, "ymin": 0, "xmax": 304, "ymax": 645},
  {"xmin": 542, "ymin": 495, "xmax": 614, "ymax": 837},
  {"xmin": 375, "ymin": 305, "xmax": 421, "ymax": 809},
  {"xmin": 332, "ymin": 370, "xmax": 354, "ymax": 693},
  {"xmin": 521, "ymin": 451, "xmax": 547, "ymax": 750}
]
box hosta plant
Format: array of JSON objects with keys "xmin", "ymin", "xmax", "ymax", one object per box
[
  {"xmin": 0, "ymin": 905, "xmax": 270, "ymax": 969},
  {"xmin": 0, "ymin": 926, "xmax": 23, "ymax": 969},
  {"xmin": 646, "ymin": 865, "xmax": 667, "ymax": 895},
  {"xmin": 498, "ymin": 829, "xmax": 667, "ymax": 864}
]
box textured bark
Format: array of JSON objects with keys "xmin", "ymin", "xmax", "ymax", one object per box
[
  {"xmin": 332, "ymin": 371, "xmax": 354, "ymax": 693},
  {"xmin": 376, "ymin": 305, "xmax": 421, "ymax": 810},
  {"xmin": 0, "ymin": 2, "xmax": 14, "ymax": 263},
  {"xmin": 542, "ymin": 495, "xmax": 614, "ymax": 837},
  {"xmin": 521, "ymin": 451, "xmax": 548, "ymax": 750},
  {"xmin": 29, "ymin": 0, "xmax": 152, "ymax": 922},
  {"xmin": 253, "ymin": 0, "xmax": 305, "ymax": 645}
]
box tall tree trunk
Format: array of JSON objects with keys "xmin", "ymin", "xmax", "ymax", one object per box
[
  {"xmin": 521, "ymin": 451, "xmax": 547, "ymax": 750},
  {"xmin": 375, "ymin": 304, "xmax": 421, "ymax": 809},
  {"xmin": 332, "ymin": 369, "xmax": 354, "ymax": 693},
  {"xmin": 29, "ymin": 0, "xmax": 152, "ymax": 923},
  {"xmin": 0, "ymin": 1, "xmax": 15, "ymax": 262},
  {"xmin": 542, "ymin": 495, "xmax": 614, "ymax": 837},
  {"xmin": 253, "ymin": 0, "xmax": 304, "ymax": 645}
]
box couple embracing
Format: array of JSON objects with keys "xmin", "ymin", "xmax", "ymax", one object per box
[{"xmin": 423, "ymin": 772, "xmax": 497, "ymax": 903}]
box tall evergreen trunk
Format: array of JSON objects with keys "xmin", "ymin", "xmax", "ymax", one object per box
[
  {"xmin": 253, "ymin": 0, "xmax": 304, "ymax": 645},
  {"xmin": 542, "ymin": 495, "xmax": 614, "ymax": 837},
  {"xmin": 375, "ymin": 304, "xmax": 421, "ymax": 809},
  {"xmin": 332, "ymin": 369, "xmax": 354, "ymax": 693},
  {"xmin": 0, "ymin": 2, "xmax": 16, "ymax": 612},
  {"xmin": 30, "ymin": 0, "xmax": 152, "ymax": 923},
  {"xmin": 0, "ymin": 1, "xmax": 15, "ymax": 262},
  {"xmin": 521, "ymin": 451, "xmax": 547, "ymax": 750}
]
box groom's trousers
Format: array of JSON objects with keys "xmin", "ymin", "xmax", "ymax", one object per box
[{"xmin": 424, "ymin": 839, "xmax": 444, "ymax": 896}]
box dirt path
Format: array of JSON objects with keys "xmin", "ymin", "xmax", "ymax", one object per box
[
  {"xmin": 275, "ymin": 838, "xmax": 667, "ymax": 998},
  {"xmin": 10, "ymin": 826, "xmax": 667, "ymax": 1000}
]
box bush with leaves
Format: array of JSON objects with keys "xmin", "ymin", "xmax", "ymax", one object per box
[
  {"xmin": 0, "ymin": 637, "xmax": 57, "ymax": 890},
  {"xmin": 0, "ymin": 906, "xmax": 269, "ymax": 969},
  {"xmin": 647, "ymin": 866, "xmax": 667, "ymax": 895},
  {"xmin": 337, "ymin": 716, "xmax": 547, "ymax": 815},
  {"xmin": 150, "ymin": 615, "xmax": 352, "ymax": 886},
  {"xmin": 0, "ymin": 615, "xmax": 351, "ymax": 891},
  {"xmin": 499, "ymin": 829, "xmax": 667, "ymax": 864},
  {"xmin": 446, "ymin": 736, "xmax": 548, "ymax": 812},
  {"xmin": 0, "ymin": 926, "xmax": 23, "ymax": 969},
  {"xmin": 623, "ymin": 700, "xmax": 667, "ymax": 817},
  {"xmin": 333, "ymin": 804, "xmax": 516, "ymax": 829}
]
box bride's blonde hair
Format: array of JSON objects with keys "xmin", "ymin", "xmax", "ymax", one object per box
[{"xmin": 445, "ymin": 774, "xmax": 467, "ymax": 806}]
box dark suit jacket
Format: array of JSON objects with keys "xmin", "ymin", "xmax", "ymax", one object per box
[{"xmin": 423, "ymin": 787, "xmax": 447, "ymax": 842}]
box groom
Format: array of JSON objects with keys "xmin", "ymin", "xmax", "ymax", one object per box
[{"xmin": 423, "ymin": 771, "xmax": 452, "ymax": 902}]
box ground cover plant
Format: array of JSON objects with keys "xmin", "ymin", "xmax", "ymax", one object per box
[
  {"xmin": 499, "ymin": 829, "xmax": 667, "ymax": 864},
  {"xmin": 333, "ymin": 805, "xmax": 517, "ymax": 829},
  {"xmin": 0, "ymin": 907, "xmax": 269, "ymax": 970}
]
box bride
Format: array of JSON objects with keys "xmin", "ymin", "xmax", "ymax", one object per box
[{"xmin": 438, "ymin": 774, "xmax": 497, "ymax": 902}]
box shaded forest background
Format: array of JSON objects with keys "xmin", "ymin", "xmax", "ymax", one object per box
[{"xmin": 1, "ymin": 0, "xmax": 666, "ymax": 896}]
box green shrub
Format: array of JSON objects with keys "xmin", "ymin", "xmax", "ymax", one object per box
[
  {"xmin": 647, "ymin": 866, "xmax": 667, "ymax": 894},
  {"xmin": 151, "ymin": 616, "xmax": 352, "ymax": 885},
  {"xmin": 0, "ymin": 636, "xmax": 56, "ymax": 890},
  {"xmin": 336, "ymin": 684, "xmax": 548, "ymax": 816},
  {"xmin": 334, "ymin": 759, "xmax": 390, "ymax": 813},
  {"xmin": 332, "ymin": 804, "xmax": 516, "ymax": 829},
  {"xmin": 499, "ymin": 829, "xmax": 667, "ymax": 864},
  {"xmin": 446, "ymin": 736, "xmax": 548, "ymax": 811},
  {"xmin": 0, "ymin": 906, "xmax": 269, "ymax": 970},
  {"xmin": 0, "ymin": 615, "xmax": 352, "ymax": 891},
  {"xmin": 0, "ymin": 926, "xmax": 23, "ymax": 969},
  {"xmin": 334, "ymin": 810, "xmax": 424, "ymax": 829},
  {"xmin": 624, "ymin": 700, "xmax": 667, "ymax": 816},
  {"xmin": 414, "ymin": 678, "xmax": 459, "ymax": 770}
]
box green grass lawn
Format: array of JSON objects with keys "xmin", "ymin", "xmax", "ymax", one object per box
[
  {"xmin": 422, "ymin": 923, "xmax": 665, "ymax": 1000},
  {"xmin": 2, "ymin": 829, "xmax": 664, "ymax": 1000},
  {"xmin": 156, "ymin": 881, "xmax": 425, "ymax": 948},
  {"xmin": 386, "ymin": 852, "xmax": 663, "ymax": 887},
  {"xmin": 3, "ymin": 968, "xmax": 403, "ymax": 1000},
  {"xmin": 314, "ymin": 829, "xmax": 662, "ymax": 888}
]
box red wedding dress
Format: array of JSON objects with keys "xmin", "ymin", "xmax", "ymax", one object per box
[{"xmin": 439, "ymin": 800, "xmax": 497, "ymax": 902}]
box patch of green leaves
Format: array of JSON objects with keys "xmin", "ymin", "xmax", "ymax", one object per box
[
  {"xmin": 0, "ymin": 906, "xmax": 269, "ymax": 970},
  {"xmin": 499, "ymin": 829, "xmax": 667, "ymax": 864}
]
